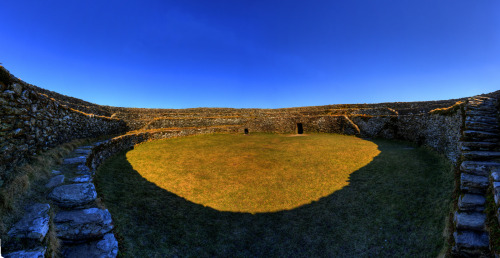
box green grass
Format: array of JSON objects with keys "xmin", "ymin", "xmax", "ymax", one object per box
[{"xmin": 95, "ymin": 133, "xmax": 453, "ymax": 257}]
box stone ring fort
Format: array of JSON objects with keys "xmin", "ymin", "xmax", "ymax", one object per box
[{"xmin": 1, "ymin": 66, "xmax": 499, "ymax": 257}]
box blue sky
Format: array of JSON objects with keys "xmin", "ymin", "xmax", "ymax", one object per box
[{"xmin": 1, "ymin": 1, "xmax": 499, "ymax": 108}]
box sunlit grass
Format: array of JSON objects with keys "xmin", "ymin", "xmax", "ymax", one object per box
[{"xmin": 126, "ymin": 133, "xmax": 380, "ymax": 213}]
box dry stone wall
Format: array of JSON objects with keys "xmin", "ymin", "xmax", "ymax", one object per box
[
  {"xmin": 134, "ymin": 111, "xmax": 463, "ymax": 162},
  {"xmin": 351, "ymin": 111, "xmax": 464, "ymax": 162},
  {"xmin": 87, "ymin": 126, "xmax": 241, "ymax": 172},
  {"xmin": 0, "ymin": 67, "xmax": 127, "ymax": 182},
  {"xmin": 144, "ymin": 116, "xmax": 246, "ymax": 130},
  {"xmin": 102, "ymin": 99, "xmax": 462, "ymax": 131}
]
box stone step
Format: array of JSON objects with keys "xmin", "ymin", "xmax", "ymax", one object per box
[
  {"xmin": 465, "ymin": 111, "xmax": 497, "ymax": 118},
  {"xmin": 48, "ymin": 183, "xmax": 97, "ymax": 208},
  {"xmin": 468, "ymin": 102, "xmax": 496, "ymax": 108},
  {"xmin": 77, "ymin": 164, "xmax": 92, "ymax": 175},
  {"xmin": 54, "ymin": 208, "xmax": 114, "ymax": 243},
  {"xmin": 74, "ymin": 148, "xmax": 91, "ymax": 155},
  {"xmin": 467, "ymin": 110, "xmax": 498, "ymax": 117},
  {"xmin": 472, "ymin": 96, "xmax": 496, "ymax": 101},
  {"xmin": 474, "ymin": 96, "xmax": 496, "ymax": 100},
  {"xmin": 465, "ymin": 123, "xmax": 499, "ymax": 133},
  {"xmin": 467, "ymin": 104, "xmax": 497, "ymax": 111},
  {"xmin": 458, "ymin": 194, "xmax": 486, "ymax": 212},
  {"xmin": 61, "ymin": 233, "xmax": 118, "ymax": 258},
  {"xmin": 463, "ymin": 130, "xmax": 498, "ymax": 139},
  {"xmin": 467, "ymin": 111, "xmax": 496, "ymax": 116},
  {"xmin": 466, "ymin": 120, "xmax": 499, "ymax": 128},
  {"xmin": 94, "ymin": 140, "xmax": 109, "ymax": 146},
  {"xmin": 462, "ymin": 151, "xmax": 500, "ymax": 160},
  {"xmin": 78, "ymin": 145, "xmax": 94, "ymax": 149},
  {"xmin": 463, "ymin": 131, "xmax": 498, "ymax": 143},
  {"xmin": 461, "ymin": 173, "xmax": 489, "ymax": 194},
  {"xmin": 453, "ymin": 230, "xmax": 489, "ymax": 256},
  {"xmin": 465, "ymin": 127, "xmax": 498, "ymax": 134},
  {"xmin": 63, "ymin": 156, "xmax": 87, "ymax": 165},
  {"xmin": 493, "ymin": 182, "xmax": 500, "ymax": 206},
  {"xmin": 45, "ymin": 175, "xmax": 65, "ymax": 189},
  {"xmin": 492, "ymin": 169, "xmax": 500, "ymax": 181},
  {"xmin": 72, "ymin": 175, "xmax": 92, "ymax": 183},
  {"xmin": 468, "ymin": 99, "xmax": 495, "ymax": 104},
  {"xmin": 461, "ymin": 142, "xmax": 497, "ymax": 151},
  {"xmin": 497, "ymin": 209, "xmax": 500, "ymax": 226},
  {"xmin": 466, "ymin": 116, "xmax": 498, "ymax": 124},
  {"xmin": 8, "ymin": 203, "xmax": 50, "ymax": 245},
  {"xmin": 454, "ymin": 211, "xmax": 486, "ymax": 231},
  {"xmin": 4, "ymin": 246, "xmax": 47, "ymax": 258},
  {"xmin": 461, "ymin": 161, "xmax": 500, "ymax": 176}
]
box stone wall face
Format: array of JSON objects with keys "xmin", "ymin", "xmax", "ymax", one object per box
[
  {"xmin": 0, "ymin": 68, "xmax": 127, "ymax": 181},
  {"xmin": 103, "ymin": 99, "xmax": 463, "ymax": 131},
  {"xmin": 141, "ymin": 115, "xmax": 362, "ymax": 135},
  {"xmin": 144, "ymin": 117, "xmax": 246, "ymax": 130},
  {"xmin": 243, "ymin": 115, "xmax": 360, "ymax": 135},
  {"xmin": 87, "ymin": 126, "xmax": 241, "ymax": 172},
  {"xmin": 397, "ymin": 112, "xmax": 463, "ymax": 162},
  {"xmin": 350, "ymin": 110, "xmax": 463, "ymax": 162}
]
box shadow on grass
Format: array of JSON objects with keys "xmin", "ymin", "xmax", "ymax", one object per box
[{"xmin": 95, "ymin": 139, "xmax": 453, "ymax": 257}]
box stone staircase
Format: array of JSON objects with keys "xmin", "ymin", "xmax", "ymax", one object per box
[
  {"xmin": 453, "ymin": 96, "xmax": 500, "ymax": 256},
  {"xmin": 5, "ymin": 142, "xmax": 118, "ymax": 257}
]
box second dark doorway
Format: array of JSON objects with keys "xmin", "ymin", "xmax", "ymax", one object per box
[{"xmin": 297, "ymin": 123, "xmax": 303, "ymax": 134}]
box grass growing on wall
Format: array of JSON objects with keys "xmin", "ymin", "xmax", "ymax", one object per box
[{"xmin": 95, "ymin": 133, "xmax": 454, "ymax": 257}]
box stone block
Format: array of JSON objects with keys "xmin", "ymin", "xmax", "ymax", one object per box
[
  {"xmin": 454, "ymin": 211, "xmax": 486, "ymax": 231},
  {"xmin": 72, "ymin": 175, "xmax": 92, "ymax": 183},
  {"xmin": 63, "ymin": 155, "xmax": 87, "ymax": 164},
  {"xmin": 458, "ymin": 194, "xmax": 485, "ymax": 212},
  {"xmin": 491, "ymin": 171, "xmax": 500, "ymax": 182},
  {"xmin": 461, "ymin": 173, "xmax": 489, "ymax": 194},
  {"xmin": 62, "ymin": 233, "xmax": 118, "ymax": 258},
  {"xmin": 74, "ymin": 148, "xmax": 91, "ymax": 155},
  {"xmin": 460, "ymin": 161, "xmax": 500, "ymax": 177},
  {"xmin": 54, "ymin": 208, "xmax": 114, "ymax": 243},
  {"xmin": 462, "ymin": 151, "xmax": 500, "ymax": 160},
  {"xmin": 48, "ymin": 183, "xmax": 97, "ymax": 208},
  {"xmin": 8, "ymin": 203, "xmax": 50, "ymax": 242},
  {"xmin": 453, "ymin": 230, "xmax": 489, "ymax": 257},
  {"xmin": 45, "ymin": 175, "xmax": 65, "ymax": 189},
  {"xmin": 4, "ymin": 246, "xmax": 46, "ymax": 258}
]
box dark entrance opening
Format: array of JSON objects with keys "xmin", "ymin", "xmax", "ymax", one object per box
[
  {"xmin": 297, "ymin": 123, "xmax": 303, "ymax": 134},
  {"xmin": 244, "ymin": 128, "xmax": 249, "ymax": 134}
]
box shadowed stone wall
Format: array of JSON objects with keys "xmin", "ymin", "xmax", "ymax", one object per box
[
  {"xmin": 351, "ymin": 111, "xmax": 464, "ymax": 162},
  {"xmin": 0, "ymin": 67, "xmax": 127, "ymax": 182}
]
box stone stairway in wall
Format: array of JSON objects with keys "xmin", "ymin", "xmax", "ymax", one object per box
[
  {"xmin": 5, "ymin": 142, "xmax": 118, "ymax": 257},
  {"xmin": 453, "ymin": 96, "xmax": 500, "ymax": 256}
]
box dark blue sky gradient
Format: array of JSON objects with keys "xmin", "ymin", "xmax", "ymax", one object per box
[{"xmin": 1, "ymin": 0, "xmax": 499, "ymax": 108}]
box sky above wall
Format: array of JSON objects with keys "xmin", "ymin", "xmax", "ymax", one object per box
[{"xmin": 1, "ymin": 1, "xmax": 499, "ymax": 108}]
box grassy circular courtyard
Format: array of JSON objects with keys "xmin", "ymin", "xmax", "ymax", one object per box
[
  {"xmin": 95, "ymin": 133, "xmax": 454, "ymax": 257},
  {"xmin": 126, "ymin": 133, "xmax": 380, "ymax": 213}
]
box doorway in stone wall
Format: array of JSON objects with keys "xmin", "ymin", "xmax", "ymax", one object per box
[
  {"xmin": 244, "ymin": 128, "xmax": 249, "ymax": 134},
  {"xmin": 297, "ymin": 123, "xmax": 303, "ymax": 134}
]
